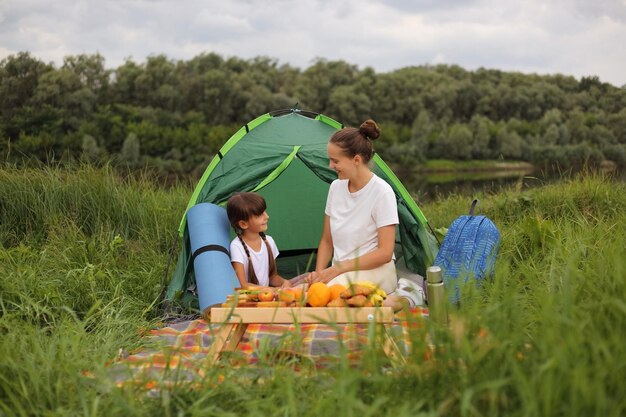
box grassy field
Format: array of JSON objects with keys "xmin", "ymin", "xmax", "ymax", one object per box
[{"xmin": 1, "ymin": 165, "xmax": 625, "ymax": 416}]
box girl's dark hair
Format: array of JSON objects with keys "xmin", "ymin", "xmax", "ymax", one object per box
[
  {"xmin": 329, "ymin": 119, "xmax": 381, "ymax": 163},
  {"xmin": 227, "ymin": 192, "xmax": 266, "ymax": 233},
  {"xmin": 226, "ymin": 192, "xmax": 276, "ymax": 285}
]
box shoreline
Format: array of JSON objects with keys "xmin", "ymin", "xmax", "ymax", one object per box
[
  {"xmin": 391, "ymin": 159, "xmax": 617, "ymax": 174},
  {"xmin": 392, "ymin": 160, "xmax": 535, "ymax": 174}
]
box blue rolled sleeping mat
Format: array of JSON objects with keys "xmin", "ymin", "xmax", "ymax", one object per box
[{"xmin": 187, "ymin": 203, "xmax": 238, "ymax": 313}]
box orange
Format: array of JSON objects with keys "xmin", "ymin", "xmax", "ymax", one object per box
[
  {"xmin": 328, "ymin": 284, "xmax": 347, "ymax": 301},
  {"xmin": 307, "ymin": 282, "xmax": 331, "ymax": 307}
]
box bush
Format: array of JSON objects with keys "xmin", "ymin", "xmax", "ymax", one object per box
[{"xmin": 602, "ymin": 144, "xmax": 626, "ymax": 168}]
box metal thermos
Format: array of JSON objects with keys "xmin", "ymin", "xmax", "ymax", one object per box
[{"xmin": 426, "ymin": 266, "xmax": 448, "ymax": 325}]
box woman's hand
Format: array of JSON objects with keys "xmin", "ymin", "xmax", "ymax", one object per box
[
  {"xmin": 280, "ymin": 279, "xmax": 292, "ymax": 289},
  {"xmin": 306, "ymin": 266, "xmax": 339, "ymax": 284}
]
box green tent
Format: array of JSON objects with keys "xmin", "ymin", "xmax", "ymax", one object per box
[{"xmin": 166, "ymin": 109, "xmax": 439, "ymax": 309}]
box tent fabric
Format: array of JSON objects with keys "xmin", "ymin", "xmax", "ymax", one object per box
[
  {"xmin": 254, "ymin": 157, "xmax": 329, "ymax": 251},
  {"xmin": 166, "ymin": 110, "xmax": 438, "ymax": 310}
]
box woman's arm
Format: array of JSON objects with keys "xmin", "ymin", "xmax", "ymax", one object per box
[
  {"xmin": 231, "ymin": 262, "xmax": 248, "ymax": 288},
  {"xmin": 310, "ymin": 224, "xmax": 396, "ymax": 283},
  {"xmin": 315, "ymin": 215, "xmax": 334, "ymax": 271}
]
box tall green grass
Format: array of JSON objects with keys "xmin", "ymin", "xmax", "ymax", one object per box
[
  {"xmin": 0, "ymin": 164, "xmax": 185, "ymax": 319},
  {"xmin": 1, "ymin": 166, "xmax": 624, "ymax": 416}
]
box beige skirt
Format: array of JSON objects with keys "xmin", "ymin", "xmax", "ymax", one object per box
[{"xmin": 326, "ymin": 260, "xmax": 398, "ymax": 294}]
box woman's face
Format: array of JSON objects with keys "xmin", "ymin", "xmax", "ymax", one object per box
[{"xmin": 327, "ymin": 142, "xmax": 358, "ymax": 180}]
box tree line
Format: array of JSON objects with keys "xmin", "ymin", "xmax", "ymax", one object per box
[{"xmin": 2, "ymin": 51, "xmax": 625, "ymax": 181}]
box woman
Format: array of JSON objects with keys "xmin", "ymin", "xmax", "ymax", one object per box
[{"xmin": 308, "ymin": 119, "xmax": 398, "ymax": 294}]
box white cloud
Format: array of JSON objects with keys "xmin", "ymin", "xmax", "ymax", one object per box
[{"xmin": 1, "ymin": 0, "xmax": 625, "ymax": 86}]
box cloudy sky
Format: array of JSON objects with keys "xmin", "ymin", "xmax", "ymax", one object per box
[{"xmin": 1, "ymin": 0, "xmax": 625, "ymax": 86}]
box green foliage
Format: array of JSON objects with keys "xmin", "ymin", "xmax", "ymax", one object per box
[
  {"xmin": 81, "ymin": 134, "xmax": 102, "ymax": 163},
  {"xmin": 602, "ymin": 144, "xmax": 626, "ymax": 168},
  {"xmin": 527, "ymin": 143, "xmax": 605, "ymax": 168},
  {"xmin": 119, "ymin": 132, "xmax": 141, "ymax": 167},
  {"xmin": 2, "ymin": 52, "xmax": 626, "ymax": 181}
]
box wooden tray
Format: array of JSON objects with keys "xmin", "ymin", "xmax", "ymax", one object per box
[{"xmin": 209, "ymin": 306, "xmax": 394, "ymax": 324}]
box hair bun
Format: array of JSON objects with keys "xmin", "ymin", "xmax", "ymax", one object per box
[{"xmin": 359, "ymin": 119, "xmax": 381, "ymax": 140}]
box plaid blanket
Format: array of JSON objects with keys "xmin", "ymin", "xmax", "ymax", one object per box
[{"xmin": 107, "ymin": 308, "xmax": 427, "ymax": 388}]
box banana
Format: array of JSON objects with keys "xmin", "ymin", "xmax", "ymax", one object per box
[{"xmin": 341, "ymin": 282, "xmax": 387, "ymax": 307}]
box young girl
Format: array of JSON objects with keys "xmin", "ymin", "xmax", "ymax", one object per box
[{"xmin": 226, "ymin": 192, "xmax": 291, "ymax": 289}]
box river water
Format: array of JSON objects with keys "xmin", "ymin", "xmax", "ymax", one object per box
[{"xmin": 395, "ymin": 165, "xmax": 624, "ymax": 203}]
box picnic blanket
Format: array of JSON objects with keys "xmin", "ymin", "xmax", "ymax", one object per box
[{"xmin": 107, "ymin": 309, "xmax": 427, "ymax": 389}]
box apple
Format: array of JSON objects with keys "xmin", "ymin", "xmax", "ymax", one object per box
[
  {"xmin": 288, "ymin": 287, "xmax": 305, "ymax": 305},
  {"xmin": 278, "ymin": 290, "xmax": 295, "ymax": 303},
  {"xmin": 258, "ymin": 290, "xmax": 275, "ymax": 302}
]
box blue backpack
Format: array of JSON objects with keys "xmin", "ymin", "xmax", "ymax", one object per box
[{"xmin": 434, "ymin": 200, "xmax": 500, "ymax": 304}]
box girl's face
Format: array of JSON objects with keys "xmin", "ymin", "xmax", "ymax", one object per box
[
  {"xmin": 239, "ymin": 211, "xmax": 269, "ymax": 234},
  {"xmin": 327, "ymin": 143, "xmax": 360, "ymax": 180}
]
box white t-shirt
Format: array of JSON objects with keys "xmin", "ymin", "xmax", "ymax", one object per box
[
  {"xmin": 325, "ymin": 174, "xmax": 399, "ymax": 262},
  {"xmin": 230, "ymin": 235, "xmax": 279, "ymax": 287}
]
